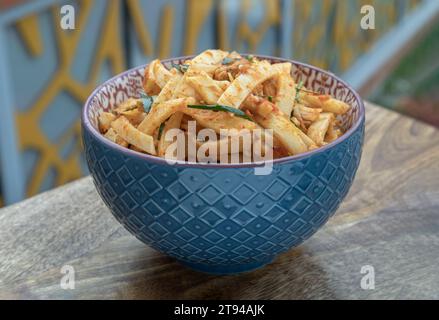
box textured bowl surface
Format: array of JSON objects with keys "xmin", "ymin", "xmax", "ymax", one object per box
[{"xmin": 82, "ymin": 55, "xmax": 365, "ymax": 274}]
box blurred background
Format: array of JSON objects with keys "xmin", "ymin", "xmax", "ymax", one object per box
[{"xmin": 0, "ymin": 0, "xmax": 438, "ymax": 206}]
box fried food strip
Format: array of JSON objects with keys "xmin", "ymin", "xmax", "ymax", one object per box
[
  {"xmin": 138, "ymin": 97, "xmax": 195, "ymax": 136},
  {"xmin": 325, "ymin": 119, "xmax": 343, "ymax": 143},
  {"xmin": 216, "ymin": 80, "xmax": 230, "ymax": 91},
  {"xmin": 158, "ymin": 112, "xmax": 184, "ymax": 157},
  {"xmin": 190, "ymin": 49, "xmax": 228, "ymax": 65},
  {"xmin": 293, "ymin": 104, "xmax": 322, "ymax": 122},
  {"xmin": 99, "ymin": 112, "xmax": 116, "ymax": 133},
  {"xmin": 213, "ymin": 58, "xmax": 251, "ymax": 81},
  {"xmin": 120, "ymin": 109, "xmax": 146, "ymax": 126},
  {"xmin": 254, "ymin": 113, "xmax": 309, "ymax": 155},
  {"xmin": 297, "ymin": 127, "xmax": 318, "ymax": 149},
  {"xmin": 307, "ymin": 112, "xmax": 334, "ymax": 146},
  {"xmin": 114, "ymin": 98, "xmax": 142, "ymax": 113},
  {"xmin": 197, "ymin": 130, "xmax": 274, "ymax": 161},
  {"xmin": 114, "ymin": 98, "xmax": 139, "ymax": 114},
  {"xmin": 182, "ymin": 108, "xmax": 259, "ymax": 134},
  {"xmin": 104, "ymin": 127, "xmax": 128, "ymax": 147},
  {"xmin": 217, "ymin": 60, "xmax": 277, "ymax": 109},
  {"xmin": 170, "ymin": 71, "xmax": 199, "ymax": 99},
  {"xmin": 181, "ymin": 67, "xmax": 260, "ymax": 134},
  {"xmin": 322, "ymin": 97, "xmax": 351, "ymax": 114},
  {"xmin": 154, "ymin": 69, "xmax": 183, "ymax": 104},
  {"xmin": 111, "ymin": 116, "xmax": 156, "ymax": 155},
  {"xmin": 186, "ymin": 72, "xmax": 227, "ymax": 104},
  {"xmin": 143, "ymin": 59, "xmax": 172, "ymax": 95},
  {"xmin": 112, "ymin": 98, "xmax": 146, "ymax": 126},
  {"xmin": 184, "ymin": 49, "xmax": 229, "ymax": 77},
  {"xmin": 301, "ymin": 94, "xmax": 350, "ymax": 115},
  {"xmin": 262, "ymin": 78, "xmax": 278, "ymax": 98},
  {"xmin": 244, "ymin": 95, "xmax": 316, "ymax": 154},
  {"xmin": 275, "ymin": 73, "xmax": 295, "ymax": 116},
  {"xmin": 170, "ymin": 51, "xmax": 227, "ymax": 99},
  {"xmin": 271, "ymin": 62, "xmax": 292, "ymax": 74},
  {"xmin": 185, "ymin": 63, "xmax": 218, "ymax": 76}
]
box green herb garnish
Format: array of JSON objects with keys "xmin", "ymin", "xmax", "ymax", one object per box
[
  {"xmin": 267, "ymin": 95, "xmax": 273, "ymax": 102},
  {"xmin": 140, "ymin": 91, "xmax": 154, "ymax": 113},
  {"xmin": 172, "ymin": 63, "xmax": 189, "ymax": 73},
  {"xmin": 222, "ymin": 57, "xmax": 237, "ymax": 65},
  {"xmin": 188, "ymin": 104, "xmax": 253, "ymax": 122},
  {"xmin": 295, "ymin": 80, "xmax": 304, "ymax": 103},
  {"xmin": 158, "ymin": 122, "xmax": 165, "ymax": 140},
  {"xmin": 246, "ymin": 55, "xmax": 254, "ymax": 62}
]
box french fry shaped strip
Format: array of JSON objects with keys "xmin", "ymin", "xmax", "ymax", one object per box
[
  {"xmin": 198, "ymin": 130, "xmax": 274, "ymax": 161},
  {"xmin": 154, "ymin": 69, "xmax": 182, "ymax": 105},
  {"xmin": 114, "ymin": 98, "xmax": 143, "ymax": 114},
  {"xmin": 271, "ymin": 62, "xmax": 292, "ymax": 75},
  {"xmin": 216, "ymin": 80, "xmax": 230, "ymax": 91},
  {"xmin": 186, "ymin": 72, "xmax": 226, "ymax": 104},
  {"xmin": 99, "ymin": 112, "xmax": 116, "ymax": 133},
  {"xmin": 143, "ymin": 59, "xmax": 172, "ymax": 95},
  {"xmin": 324, "ymin": 119, "xmax": 343, "ymax": 143},
  {"xmin": 293, "ymin": 104, "xmax": 322, "ymax": 122},
  {"xmin": 119, "ymin": 108, "xmax": 146, "ymax": 127},
  {"xmin": 307, "ymin": 112, "xmax": 334, "ymax": 146},
  {"xmin": 158, "ymin": 112, "xmax": 184, "ymax": 157},
  {"xmin": 275, "ymin": 73, "xmax": 296, "ymax": 116},
  {"xmin": 302, "ymin": 94, "xmax": 350, "ymax": 115},
  {"xmin": 322, "ymin": 98, "xmax": 350, "ymax": 115},
  {"xmin": 185, "ymin": 63, "xmax": 219, "ymax": 76},
  {"xmin": 217, "ymin": 61, "xmax": 277, "ymax": 109},
  {"xmin": 191, "ymin": 49, "xmax": 228, "ymax": 65},
  {"xmin": 182, "ymin": 108, "xmax": 259, "ymax": 134},
  {"xmin": 297, "ymin": 128, "xmax": 317, "ymax": 148},
  {"xmin": 111, "ymin": 116, "xmax": 156, "ymax": 155},
  {"xmin": 171, "ymin": 74, "xmax": 198, "ymax": 99},
  {"xmin": 104, "ymin": 127, "xmax": 128, "ymax": 147},
  {"xmin": 243, "ymin": 94, "xmax": 311, "ymax": 154},
  {"xmin": 138, "ymin": 97, "xmax": 195, "ymax": 136},
  {"xmin": 254, "ymin": 113, "xmax": 308, "ymax": 155},
  {"xmin": 115, "ymin": 99, "xmax": 146, "ymax": 126}
]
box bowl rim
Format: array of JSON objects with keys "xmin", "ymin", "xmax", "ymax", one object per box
[{"xmin": 82, "ymin": 54, "xmax": 365, "ymax": 168}]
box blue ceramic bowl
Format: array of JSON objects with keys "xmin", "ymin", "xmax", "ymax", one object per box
[{"xmin": 82, "ymin": 55, "xmax": 365, "ymax": 274}]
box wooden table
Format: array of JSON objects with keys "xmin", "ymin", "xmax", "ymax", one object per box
[{"xmin": 0, "ymin": 103, "xmax": 438, "ymax": 300}]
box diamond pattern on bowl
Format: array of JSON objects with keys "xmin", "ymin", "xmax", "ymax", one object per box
[
  {"xmin": 84, "ymin": 122, "xmax": 364, "ymax": 268},
  {"xmin": 264, "ymin": 179, "xmax": 289, "ymax": 201},
  {"xmin": 231, "ymin": 183, "xmax": 257, "ymax": 205},
  {"xmin": 199, "ymin": 185, "xmax": 224, "ymax": 205},
  {"xmin": 200, "ymin": 209, "xmax": 225, "ymax": 227},
  {"xmin": 231, "ymin": 209, "xmax": 256, "ymax": 225}
]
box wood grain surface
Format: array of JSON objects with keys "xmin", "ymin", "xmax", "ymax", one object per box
[{"xmin": 0, "ymin": 103, "xmax": 438, "ymax": 300}]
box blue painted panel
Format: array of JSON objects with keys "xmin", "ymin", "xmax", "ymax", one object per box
[
  {"xmin": 129, "ymin": 0, "xmax": 187, "ymax": 65},
  {"xmin": 6, "ymin": 10, "xmax": 58, "ymax": 112},
  {"xmin": 40, "ymin": 90, "xmax": 80, "ymax": 144},
  {"xmin": 70, "ymin": 0, "xmax": 109, "ymax": 83},
  {"xmin": 0, "ymin": 28, "xmax": 26, "ymax": 204}
]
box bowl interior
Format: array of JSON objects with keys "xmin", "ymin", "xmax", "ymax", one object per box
[{"xmin": 84, "ymin": 55, "xmax": 362, "ymax": 150}]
